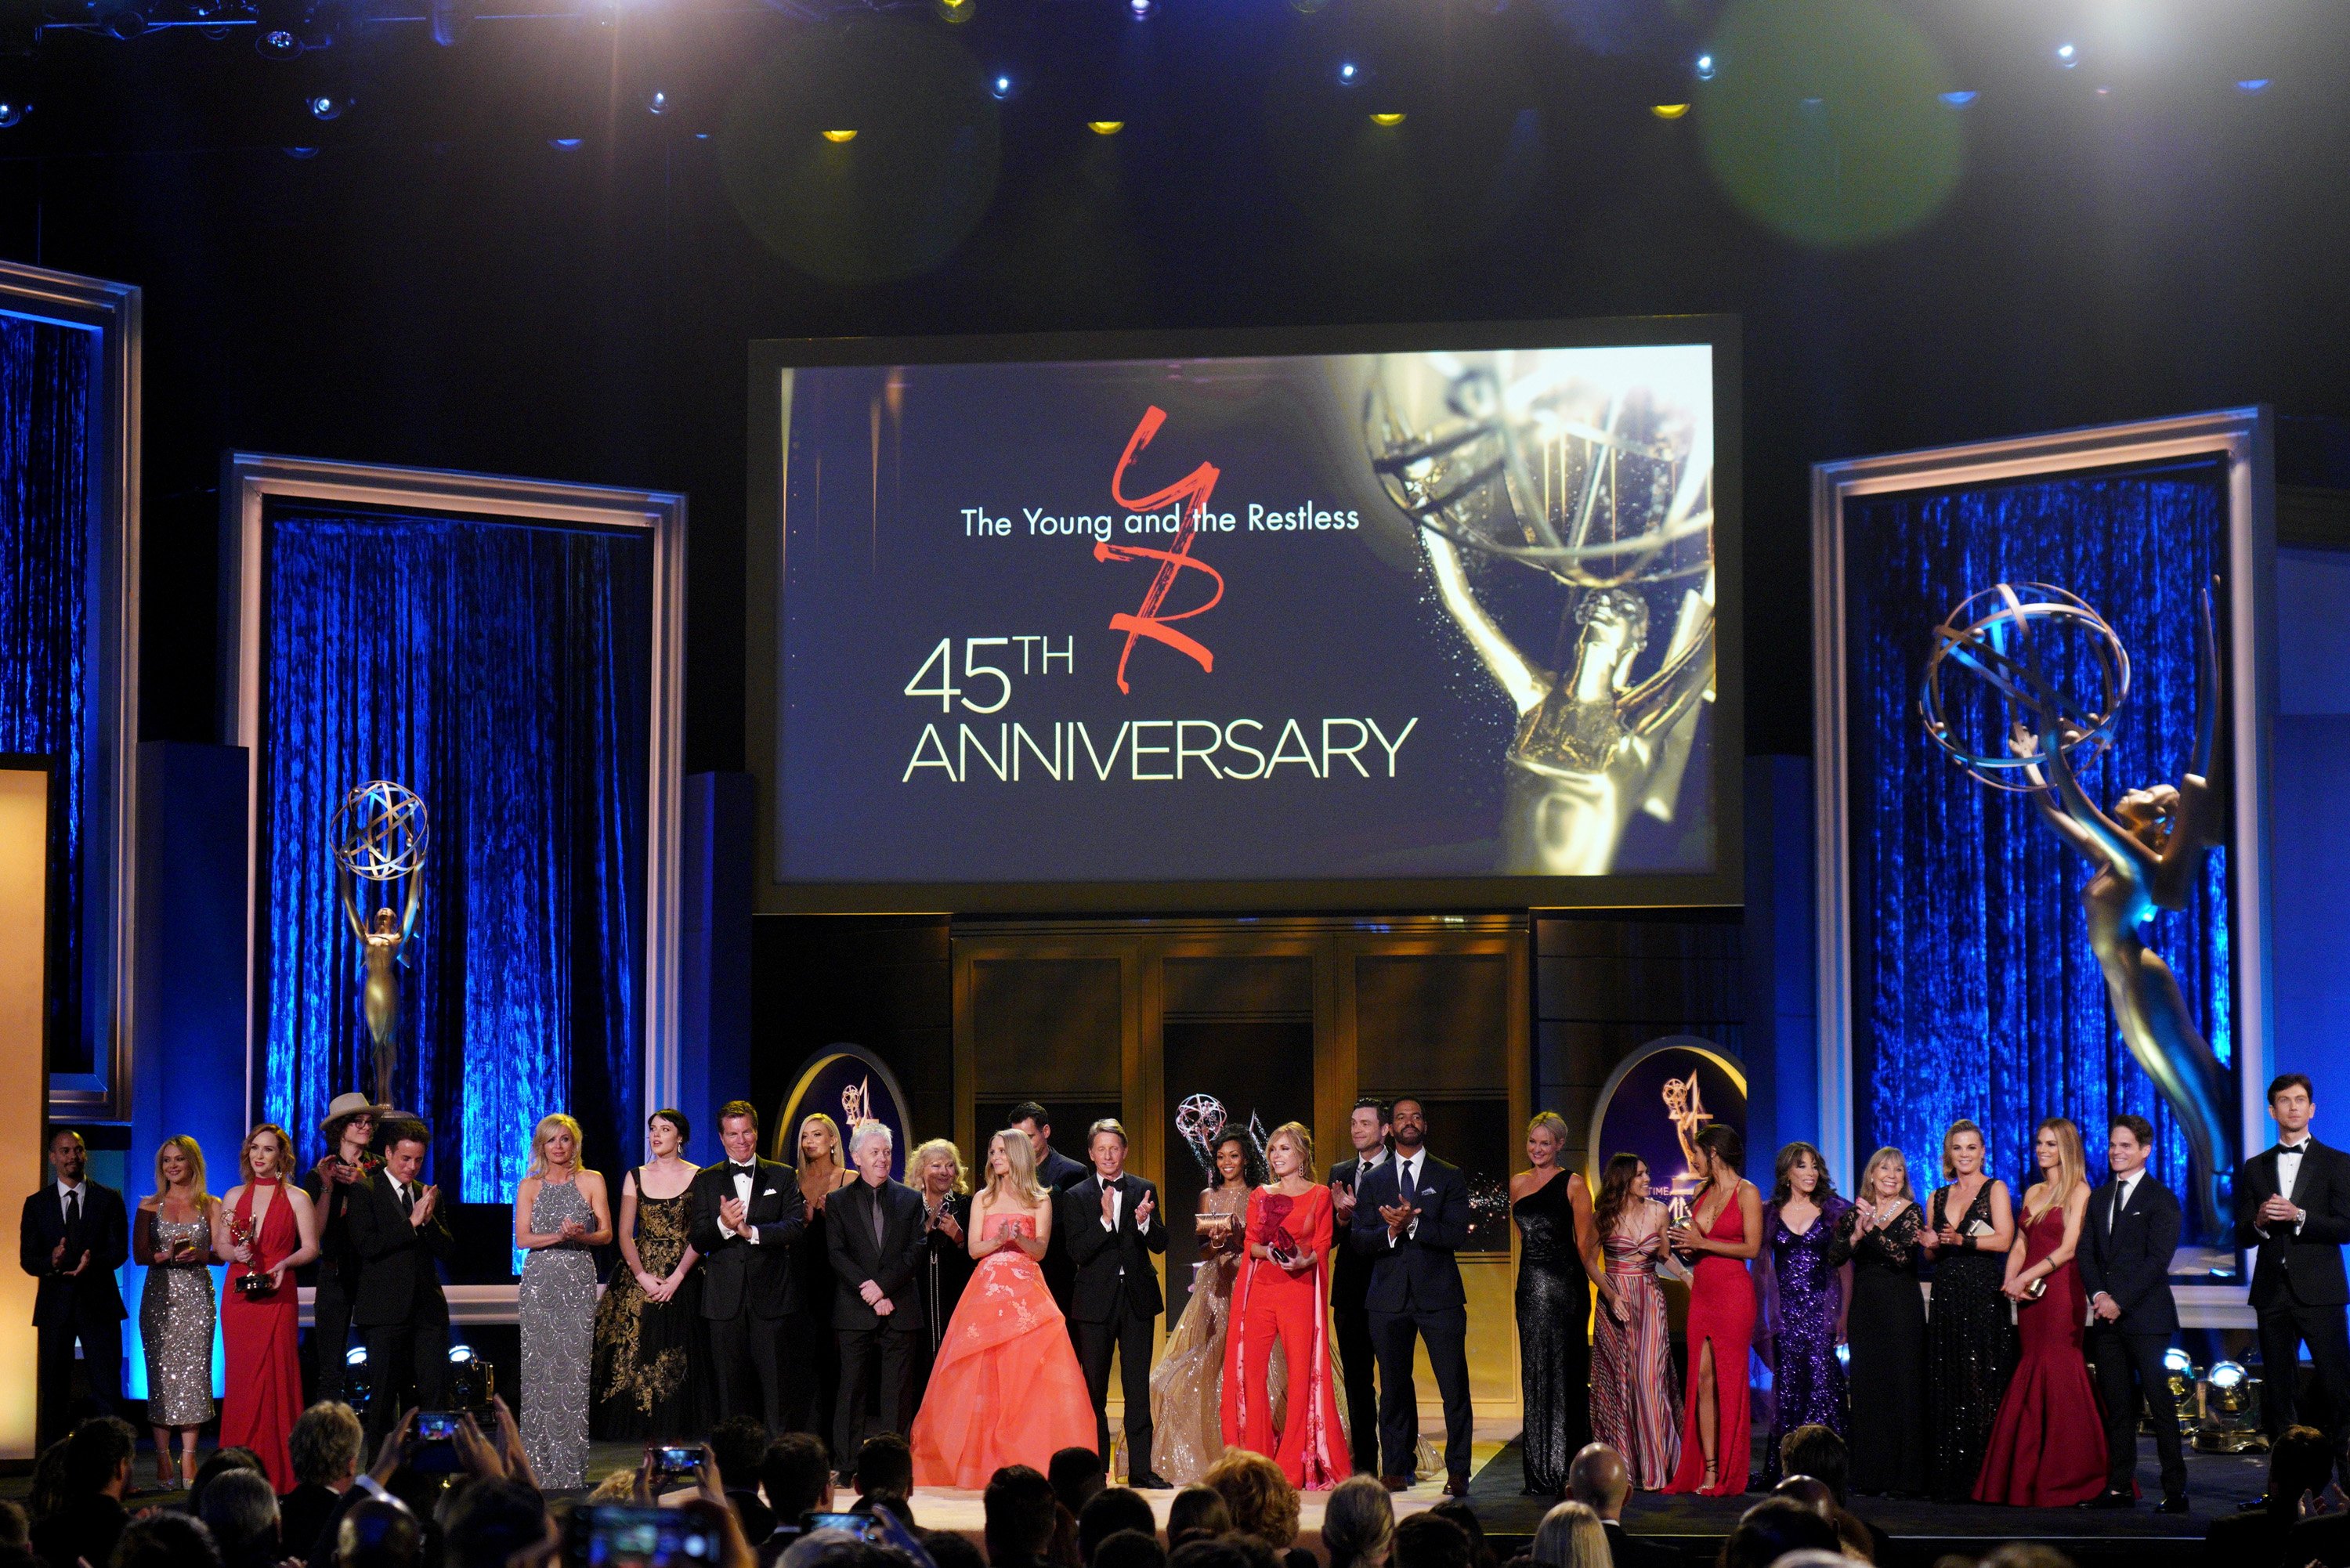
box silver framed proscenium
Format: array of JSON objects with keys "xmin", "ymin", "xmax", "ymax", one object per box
[
  {"xmin": 218, "ymin": 453, "xmax": 689, "ymax": 1154},
  {"xmin": 1810, "ymin": 408, "xmax": 2276, "ymax": 1198},
  {"xmin": 0, "ymin": 261, "xmax": 143, "ymax": 1124}
]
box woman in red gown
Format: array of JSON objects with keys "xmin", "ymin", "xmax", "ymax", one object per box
[
  {"xmin": 910, "ymin": 1128, "xmax": 1097, "ymax": 1488},
  {"xmin": 1220, "ymin": 1122, "xmax": 1350, "ymax": 1489},
  {"xmin": 1664, "ymin": 1124, "xmax": 1761, "ymax": 1496},
  {"xmin": 1972, "ymin": 1117, "xmax": 2107, "ymax": 1506},
  {"xmin": 214, "ymin": 1124, "xmax": 320, "ymax": 1491}
]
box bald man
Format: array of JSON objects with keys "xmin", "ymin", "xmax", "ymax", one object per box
[{"xmin": 1568, "ymin": 1444, "xmax": 1675, "ymax": 1568}]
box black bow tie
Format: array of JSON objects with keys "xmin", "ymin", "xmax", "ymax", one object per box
[
  {"xmin": 733, "ymin": 1162, "xmax": 756, "ymax": 1173},
  {"xmin": 2282, "ymin": 1143, "xmax": 2308, "ymax": 1154}
]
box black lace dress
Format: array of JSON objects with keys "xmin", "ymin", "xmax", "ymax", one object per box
[
  {"xmin": 1922, "ymin": 1183, "xmax": 2017, "ymax": 1502},
  {"xmin": 1828, "ymin": 1199, "xmax": 1929, "ymax": 1496},
  {"xmin": 594, "ymin": 1172, "xmax": 710, "ymax": 1441},
  {"xmin": 1513, "ymin": 1172, "xmax": 1593, "ymax": 1497}
]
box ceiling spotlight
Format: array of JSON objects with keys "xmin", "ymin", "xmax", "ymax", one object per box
[
  {"xmin": 1086, "ymin": 119, "xmax": 1124, "ymax": 135},
  {"xmin": 283, "ymin": 145, "xmax": 320, "ymax": 158},
  {"xmin": 645, "ymin": 89, "xmax": 671, "ymax": 115},
  {"xmin": 991, "ymin": 74, "xmax": 1012, "ymax": 99},
  {"xmin": 1940, "ymin": 89, "xmax": 1977, "ymax": 106},
  {"xmin": 0, "ymin": 101, "xmax": 27, "ymax": 129},
  {"xmin": 2055, "ymin": 42, "xmax": 2077, "ymax": 67},
  {"xmin": 107, "ymin": 9, "xmax": 148, "ymax": 40},
  {"xmin": 821, "ymin": 128, "xmax": 858, "ymax": 143},
  {"xmin": 1338, "ymin": 62, "xmax": 1358, "ymax": 85},
  {"xmin": 1694, "ymin": 52, "xmax": 1716, "ymax": 81},
  {"xmin": 1368, "ymin": 111, "xmax": 1405, "ymax": 126},
  {"xmin": 255, "ymin": 0, "xmax": 304, "ymax": 58},
  {"xmin": 1651, "ymin": 103, "xmax": 1690, "ymax": 120},
  {"xmin": 2236, "ymin": 78, "xmax": 2271, "ymax": 93},
  {"xmin": 548, "ymin": 136, "xmax": 583, "ymax": 150},
  {"xmin": 306, "ymin": 93, "xmax": 345, "ymax": 121},
  {"xmin": 1129, "ymin": 0, "xmax": 1153, "ymax": 17}
]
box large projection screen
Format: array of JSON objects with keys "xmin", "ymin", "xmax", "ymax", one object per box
[{"xmin": 747, "ymin": 318, "xmax": 1741, "ymax": 913}]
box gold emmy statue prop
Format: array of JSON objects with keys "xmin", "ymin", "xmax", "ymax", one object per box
[
  {"xmin": 1365, "ymin": 352, "xmax": 1716, "ymax": 874},
  {"xmin": 330, "ymin": 779, "xmax": 429, "ymax": 1111},
  {"xmin": 1921, "ymin": 582, "xmax": 2232, "ymax": 1246}
]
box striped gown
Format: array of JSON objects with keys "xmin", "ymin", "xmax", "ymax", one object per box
[{"xmin": 1590, "ymin": 1215, "xmax": 1683, "ymax": 1490}]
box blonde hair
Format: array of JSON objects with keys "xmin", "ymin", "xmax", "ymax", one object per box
[
  {"xmin": 1532, "ymin": 1501, "xmax": 1608, "ymax": 1568},
  {"xmin": 984, "ymin": 1128, "xmax": 1050, "ymax": 1209},
  {"xmin": 1526, "ymin": 1111, "xmax": 1571, "ymax": 1150},
  {"xmin": 2026, "ymin": 1116, "xmax": 2087, "ymax": 1221},
  {"xmin": 529, "ymin": 1114, "xmax": 587, "ymax": 1180},
  {"xmin": 151, "ymin": 1136, "xmax": 212, "ymax": 1208},
  {"xmin": 1858, "ymin": 1147, "xmax": 1914, "ymax": 1205},
  {"xmin": 909, "ymin": 1138, "xmax": 970, "ymax": 1196},
  {"xmin": 243, "ymin": 1123, "xmax": 296, "ymax": 1180},
  {"xmin": 1940, "ymin": 1118, "xmax": 1986, "ymax": 1180},
  {"xmin": 787, "ymin": 1112, "xmax": 844, "ymax": 1169},
  {"xmin": 1267, "ymin": 1121, "xmax": 1315, "ymax": 1177}
]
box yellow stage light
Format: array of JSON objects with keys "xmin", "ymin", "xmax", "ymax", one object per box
[
  {"xmin": 1652, "ymin": 103, "xmax": 1690, "ymax": 119},
  {"xmin": 1087, "ymin": 120, "xmax": 1125, "ymax": 135},
  {"xmin": 821, "ymin": 128, "xmax": 859, "ymax": 143},
  {"xmin": 1369, "ymin": 111, "xmax": 1405, "ymax": 126}
]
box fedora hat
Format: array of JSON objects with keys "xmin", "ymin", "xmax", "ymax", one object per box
[{"xmin": 319, "ymin": 1091, "xmax": 385, "ymax": 1137}]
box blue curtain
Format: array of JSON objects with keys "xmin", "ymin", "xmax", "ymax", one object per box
[
  {"xmin": 0, "ymin": 314, "xmax": 94, "ymax": 1071},
  {"xmin": 1845, "ymin": 464, "xmax": 2234, "ymax": 1245},
  {"xmin": 258, "ymin": 508, "xmax": 650, "ymax": 1255}
]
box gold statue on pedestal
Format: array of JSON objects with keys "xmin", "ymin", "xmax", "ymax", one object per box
[{"xmin": 330, "ymin": 780, "xmax": 429, "ymax": 1110}]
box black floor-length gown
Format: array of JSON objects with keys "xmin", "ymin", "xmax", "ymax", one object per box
[
  {"xmin": 593, "ymin": 1177, "xmax": 713, "ymax": 1441},
  {"xmin": 1828, "ymin": 1199, "xmax": 1930, "ymax": 1496},
  {"xmin": 1922, "ymin": 1183, "xmax": 2017, "ymax": 1502},
  {"xmin": 1513, "ymin": 1172, "xmax": 1593, "ymax": 1496},
  {"xmin": 783, "ymin": 1183, "xmax": 841, "ymax": 1437}
]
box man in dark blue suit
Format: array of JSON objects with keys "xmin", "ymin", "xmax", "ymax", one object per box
[
  {"xmin": 1350, "ymin": 1096, "xmax": 1473, "ymax": 1495},
  {"xmin": 2076, "ymin": 1114, "xmax": 2186, "ymax": 1512},
  {"xmin": 1010, "ymin": 1101, "xmax": 1091, "ymax": 1329},
  {"xmin": 19, "ymin": 1128, "xmax": 128, "ymax": 1451}
]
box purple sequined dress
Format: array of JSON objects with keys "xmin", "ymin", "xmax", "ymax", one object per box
[{"xmin": 1759, "ymin": 1199, "xmax": 1850, "ymax": 1485}]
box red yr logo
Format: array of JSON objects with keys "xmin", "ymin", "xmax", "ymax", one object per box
[{"xmin": 1095, "ymin": 405, "xmax": 1225, "ymax": 695}]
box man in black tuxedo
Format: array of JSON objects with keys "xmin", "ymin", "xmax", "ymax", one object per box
[
  {"xmin": 2236, "ymin": 1072, "xmax": 2350, "ymax": 1451},
  {"xmin": 2077, "ymin": 1113, "xmax": 2189, "ymax": 1512},
  {"xmin": 827, "ymin": 1122, "xmax": 927, "ymax": 1479},
  {"xmin": 1328, "ymin": 1097, "xmax": 1391, "ymax": 1476},
  {"xmin": 20, "ymin": 1128, "xmax": 128, "ymax": 1451},
  {"xmin": 691, "ymin": 1099, "xmax": 806, "ymax": 1432},
  {"xmin": 1349, "ymin": 1096, "xmax": 1473, "ymax": 1494},
  {"xmin": 1010, "ymin": 1101, "xmax": 1091, "ymax": 1325},
  {"xmin": 1061, "ymin": 1118, "xmax": 1167, "ymax": 1488},
  {"xmin": 345, "ymin": 1118, "xmax": 453, "ymax": 1447}
]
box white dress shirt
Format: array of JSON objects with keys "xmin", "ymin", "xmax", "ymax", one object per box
[
  {"xmin": 2268, "ymin": 1140, "xmax": 2311, "ymax": 1234},
  {"xmin": 1096, "ymin": 1176, "xmax": 1148, "ymax": 1234}
]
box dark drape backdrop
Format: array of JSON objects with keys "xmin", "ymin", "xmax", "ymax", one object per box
[
  {"xmin": 1845, "ymin": 461, "xmax": 2234, "ymax": 1245},
  {"xmin": 0, "ymin": 314, "xmax": 93, "ymax": 1073},
  {"xmin": 258, "ymin": 507, "xmax": 651, "ymax": 1253}
]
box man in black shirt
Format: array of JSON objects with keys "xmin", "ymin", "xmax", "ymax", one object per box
[
  {"xmin": 302, "ymin": 1094, "xmax": 382, "ymax": 1404},
  {"xmin": 29, "ymin": 1417, "xmax": 134, "ymax": 1568}
]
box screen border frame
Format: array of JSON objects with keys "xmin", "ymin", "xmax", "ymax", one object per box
[{"xmin": 747, "ymin": 313, "xmax": 1742, "ymax": 914}]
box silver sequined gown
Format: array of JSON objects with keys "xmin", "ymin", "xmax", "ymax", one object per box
[
  {"xmin": 520, "ymin": 1180, "xmax": 597, "ymax": 1488},
  {"xmin": 139, "ymin": 1216, "xmax": 216, "ymax": 1425}
]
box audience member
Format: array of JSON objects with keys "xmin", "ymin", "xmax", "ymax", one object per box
[
  {"xmin": 1716, "ymin": 1500, "xmax": 1838, "ymax": 1568},
  {"xmin": 1772, "ymin": 1554, "xmax": 1852, "ymax": 1568},
  {"xmin": 0, "ymin": 1502, "xmax": 26, "ymax": 1553},
  {"xmin": 1773, "ymin": 1477, "xmax": 1836, "ymax": 1518},
  {"xmin": 759, "ymin": 1433, "xmax": 839, "ymax": 1567},
  {"xmin": 2225, "ymin": 1426, "xmax": 2338, "ymax": 1568},
  {"xmin": 440, "ymin": 1476, "xmax": 550, "ymax": 1568},
  {"xmin": 107, "ymin": 1513, "xmax": 222, "ymax": 1568},
  {"xmin": 923, "ymin": 1528, "xmax": 990, "ymax": 1568},
  {"xmin": 1166, "ymin": 1541, "xmax": 1253, "ymax": 1568},
  {"xmin": 712, "ymin": 1416, "xmax": 778, "ymax": 1541},
  {"xmin": 1052, "ymin": 1448, "xmax": 1108, "ymax": 1517},
  {"xmin": 1428, "ymin": 1501, "xmax": 1495, "ymax": 1568},
  {"xmin": 189, "ymin": 1447, "xmax": 266, "ymax": 1518},
  {"xmin": 26, "ymin": 1439, "xmax": 70, "ymax": 1523},
  {"xmin": 1831, "ymin": 1512, "xmax": 1875, "ymax": 1564},
  {"xmin": 985, "ymin": 1465, "xmax": 1061, "ymax": 1568},
  {"xmin": 1392, "ymin": 1514, "xmax": 1474, "ymax": 1568},
  {"xmin": 859, "ymin": 1436, "xmax": 916, "ymax": 1504},
  {"xmin": 1094, "ymin": 1530, "xmax": 1168, "ymax": 1568},
  {"xmin": 1051, "ymin": 1501, "xmax": 1085, "ymax": 1568},
  {"xmin": 1202, "ymin": 1451, "xmax": 1307, "ymax": 1568},
  {"xmin": 1528, "ymin": 1503, "xmax": 1608, "ymax": 1568},
  {"xmin": 283, "ymin": 1403, "xmax": 366, "ymax": 1563},
  {"xmin": 1079, "ymin": 1489, "xmax": 1158, "ymax": 1564},
  {"xmin": 198, "ymin": 1468, "xmax": 286, "ymax": 1568},
  {"xmin": 1321, "ymin": 1476, "xmax": 1395, "ymax": 1568},
  {"xmin": 1976, "ymin": 1547, "xmax": 2075, "ymax": 1568},
  {"xmin": 31, "ymin": 1416, "xmax": 136, "ymax": 1568},
  {"xmin": 330, "ymin": 1498, "xmax": 422, "ymax": 1568},
  {"xmin": 1167, "ymin": 1489, "xmax": 1231, "ymax": 1552},
  {"xmin": 1777, "ymin": 1427, "xmax": 1886, "ymax": 1560},
  {"xmin": 1567, "ymin": 1443, "xmax": 1668, "ymax": 1568}
]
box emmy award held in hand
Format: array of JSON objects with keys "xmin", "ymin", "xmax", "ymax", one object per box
[{"xmin": 330, "ymin": 779, "xmax": 430, "ymax": 1111}]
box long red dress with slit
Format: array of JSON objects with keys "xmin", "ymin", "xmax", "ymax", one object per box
[
  {"xmin": 1665, "ymin": 1188, "xmax": 1755, "ymax": 1496},
  {"xmin": 1971, "ymin": 1202, "xmax": 2108, "ymax": 1506},
  {"xmin": 1220, "ymin": 1184, "xmax": 1350, "ymax": 1490},
  {"xmin": 220, "ymin": 1179, "xmax": 305, "ymax": 1491},
  {"xmin": 910, "ymin": 1211, "xmax": 1097, "ymax": 1489}
]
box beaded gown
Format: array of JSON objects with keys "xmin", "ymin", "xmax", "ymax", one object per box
[
  {"xmin": 1512, "ymin": 1173, "xmax": 1593, "ymax": 1496},
  {"xmin": 135, "ymin": 1211, "xmax": 215, "ymax": 1428},
  {"xmin": 595, "ymin": 1171, "xmax": 710, "ymax": 1440},
  {"xmin": 1924, "ymin": 1182, "xmax": 2018, "ymax": 1502},
  {"xmin": 1665, "ymin": 1189, "xmax": 1755, "ymax": 1497},
  {"xmin": 1150, "ymin": 1181, "xmax": 1268, "ymax": 1484},
  {"xmin": 1758, "ymin": 1199, "xmax": 1849, "ymax": 1486},
  {"xmin": 520, "ymin": 1178, "xmax": 598, "ymax": 1488},
  {"xmin": 1971, "ymin": 1201, "xmax": 2108, "ymax": 1506},
  {"xmin": 1827, "ymin": 1201, "xmax": 1929, "ymax": 1496},
  {"xmin": 1592, "ymin": 1207, "xmax": 1680, "ymax": 1490}
]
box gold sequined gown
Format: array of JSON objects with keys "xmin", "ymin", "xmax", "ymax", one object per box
[{"xmin": 1150, "ymin": 1183, "xmax": 1289, "ymax": 1484}]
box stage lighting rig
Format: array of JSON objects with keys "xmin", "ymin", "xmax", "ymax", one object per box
[{"xmin": 0, "ymin": 100, "xmax": 27, "ymax": 129}]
